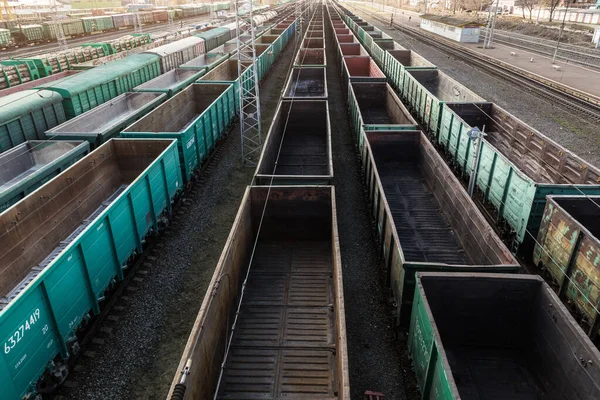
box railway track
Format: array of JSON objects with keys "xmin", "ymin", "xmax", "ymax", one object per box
[
  {"xmin": 348, "ymin": 4, "xmax": 600, "ymax": 122},
  {"xmin": 0, "ymin": 14, "xmax": 224, "ymax": 59},
  {"xmin": 482, "ymin": 28, "xmax": 600, "ymax": 71}
]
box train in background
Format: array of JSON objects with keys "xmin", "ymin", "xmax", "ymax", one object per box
[{"xmin": 0, "ymin": 2, "xmax": 240, "ymax": 48}]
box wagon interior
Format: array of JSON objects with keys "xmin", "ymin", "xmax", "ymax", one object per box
[
  {"xmin": 387, "ymin": 49, "xmax": 434, "ymax": 68},
  {"xmin": 408, "ymin": 69, "xmax": 485, "ymax": 102},
  {"xmin": 553, "ymin": 196, "xmax": 600, "ymax": 237},
  {"xmin": 302, "ymin": 37, "xmax": 325, "ymax": 48},
  {"xmin": 0, "ymin": 140, "xmax": 172, "ymax": 303},
  {"xmin": 48, "ymin": 93, "xmax": 164, "ymax": 135},
  {"xmin": 181, "ymin": 52, "xmax": 227, "ymax": 69},
  {"xmin": 125, "ymin": 84, "xmax": 228, "ymax": 133},
  {"xmin": 367, "ymin": 131, "xmax": 510, "ymax": 266},
  {"xmin": 258, "ymin": 100, "xmax": 329, "ymax": 177},
  {"xmin": 420, "ymin": 274, "xmax": 600, "ymax": 400},
  {"xmin": 344, "ymin": 56, "xmax": 384, "ymax": 78},
  {"xmin": 295, "ymin": 48, "xmax": 325, "ymax": 65},
  {"xmin": 183, "ymin": 187, "xmax": 343, "ymax": 399},
  {"xmin": 0, "ymin": 141, "xmax": 81, "ymax": 192},
  {"xmin": 339, "ymin": 43, "xmax": 366, "ymax": 56},
  {"xmin": 200, "ymin": 59, "xmax": 250, "ymax": 81},
  {"xmin": 135, "ymin": 68, "xmax": 201, "ymax": 90},
  {"xmin": 284, "ymin": 68, "xmax": 327, "ymax": 98},
  {"xmin": 446, "ymin": 103, "xmax": 600, "ymax": 184},
  {"xmin": 352, "ymin": 82, "xmax": 415, "ymax": 125}
]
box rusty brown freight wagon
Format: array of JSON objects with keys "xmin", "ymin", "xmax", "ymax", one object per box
[
  {"xmin": 167, "ymin": 186, "xmax": 349, "ymax": 400},
  {"xmin": 362, "ymin": 130, "xmax": 520, "ymax": 324},
  {"xmin": 534, "ymin": 195, "xmax": 600, "ymax": 339}
]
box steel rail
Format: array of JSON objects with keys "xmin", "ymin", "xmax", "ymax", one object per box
[{"xmin": 348, "ymin": 4, "xmax": 600, "ymax": 122}]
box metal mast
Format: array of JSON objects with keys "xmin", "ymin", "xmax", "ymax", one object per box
[
  {"xmin": 296, "ymin": 0, "xmax": 303, "ymax": 42},
  {"xmin": 235, "ymin": 0, "xmax": 262, "ymax": 165}
]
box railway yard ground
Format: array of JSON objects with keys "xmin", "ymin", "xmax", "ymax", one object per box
[
  {"xmin": 345, "ymin": 2, "xmax": 600, "ymax": 167},
  {"xmin": 51, "ymin": 17, "xmax": 422, "ymax": 400},
  {"xmin": 3, "ymin": 1, "xmax": 600, "ymax": 399}
]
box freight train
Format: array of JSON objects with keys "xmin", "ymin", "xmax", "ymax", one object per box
[
  {"xmin": 332, "ymin": 1, "xmax": 600, "ymax": 344},
  {"xmin": 0, "ymin": 2, "xmax": 235, "ymax": 47},
  {"xmin": 0, "ymin": 8, "xmax": 298, "ymax": 400},
  {"xmin": 166, "ymin": 4, "xmax": 600, "ymax": 400}
]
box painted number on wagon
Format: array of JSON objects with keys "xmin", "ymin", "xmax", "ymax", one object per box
[{"xmin": 4, "ymin": 309, "xmax": 41, "ymax": 354}]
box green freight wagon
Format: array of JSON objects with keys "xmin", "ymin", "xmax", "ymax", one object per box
[
  {"xmin": 0, "ymin": 28, "xmax": 10, "ymax": 46},
  {"xmin": 122, "ymin": 83, "xmax": 236, "ymax": 183},
  {"xmin": 196, "ymin": 59, "xmax": 254, "ymax": 111},
  {"xmin": 362, "ymin": 130, "xmax": 519, "ymax": 324},
  {"xmin": 347, "ymin": 81, "xmax": 418, "ymax": 150},
  {"xmin": 0, "ymin": 139, "xmax": 181, "ymax": 400},
  {"xmin": 533, "ymin": 195, "xmax": 600, "ymax": 339},
  {"xmin": 45, "ymin": 92, "xmax": 166, "ymax": 148},
  {"xmin": 408, "ymin": 272, "xmax": 600, "ymax": 400},
  {"xmin": 436, "ymin": 102, "xmax": 600, "ymax": 252},
  {"xmin": 238, "ymin": 43, "xmax": 273, "ymax": 81},
  {"xmin": 194, "ymin": 27, "xmax": 233, "ymax": 52},
  {"xmin": 133, "ymin": 68, "xmax": 206, "ymax": 98},
  {"xmin": 41, "ymin": 19, "xmax": 85, "ymax": 40},
  {"xmin": 0, "ymin": 90, "xmax": 67, "ymax": 152},
  {"xmin": 179, "ymin": 52, "xmax": 229, "ymax": 74},
  {"xmin": 18, "ymin": 25, "xmax": 44, "ymax": 41},
  {"xmin": 81, "ymin": 16, "xmax": 115, "ymax": 33},
  {"xmin": 0, "ymin": 140, "xmax": 89, "ymax": 212},
  {"xmin": 35, "ymin": 53, "xmax": 161, "ymax": 119},
  {"xmin": 402, "ymin": 69, "xmax": 485, "ymax": 135},
  {"xmin": 382, "ymin": 49, "xmax": 435, "ymax": 97}
]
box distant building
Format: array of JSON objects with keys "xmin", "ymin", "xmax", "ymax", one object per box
[
  {"xmin": 419, "ymin": 14, "xmax": 483, "ymax": 43},
  {"xmin": 70, "ymin": 0, "xmax": 122, "ymax": 9}
]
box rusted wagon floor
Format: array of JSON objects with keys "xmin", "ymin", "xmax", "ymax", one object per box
[
  {"xmin": 359, "ymin": 104, "xmax": 392, "ymax": 125},
  {"xmin": 275, "ymin": 132, "xmax": 328, "ymax": 175},
  {"xmin": 378, "ymin": 162, "xmax": 468, "ymax": 264},
  {"xmin": 325, "ymin": 10, "xmax": 418, "ymax": 400},
  {"xmin": 218, "ymin": 240, "xmax": 337, "ymax": 399},
  {"xmin": 446, "ymin": 346, "xmax": 547, "ymax": 400}
]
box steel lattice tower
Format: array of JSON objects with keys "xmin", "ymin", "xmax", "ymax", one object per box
[{"xmin": 235, "ymin": 0, "xmax": 262, "ymax": 165}]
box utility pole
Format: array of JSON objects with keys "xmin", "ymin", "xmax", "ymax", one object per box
[
  {"xmin": 552, "ymin": 3, "xmax": 571, "ymax": 64},
  {"xmin": 235, "ymin": 0, "xmax": 262, "ymax": 165},
  {"xmin": 484, "ymin": 0, "xmax": 499, "ymax": 48}
]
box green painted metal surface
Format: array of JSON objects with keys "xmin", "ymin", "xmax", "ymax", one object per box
[
  {"xmin": 437, "ymin": 104, "xmax": 600, "ymax": 250},
  {"xmin": 533, "ymin": 196, "xmax": 600, "ymax": 338},
  {"xmin": 81, "ymin": 16, "xmax": 115, "ymax": 33},
  {"xmin": 35, "ymin": 54, "xmax": 161, "ymax": 119},
  {"xmin": 20, "ymin": 25, "xmax": 44, "ymax": 41},
  {"xmin": 195, "ymin": 27, "xmax": 233, "ymax": 52},
  {"xmin": 408, "ymin": 279, "xmax": 459, "ymax": 400},
  {"xmin": 45, "ymin": 92, "xmax": 166, "ymax": 148},
  {"xmin": 0, "ymin": 28, "xmax": 10, "ymax": 46},
  {"xmin": 133, "ymin": 68, "xmax": 206, "ymax": 98},
  {"xmin": 0, "ymin": 139, "xmax": 181, "ymax": 400},
  {"xmin": 121, "ymin": 84, "xmax": 236, "ymax": 183},
  {"xmin": 0, "ymin": 90, "xmax": 67, "ymax": 152},
  {"xmin": 0, "ymin": 140, "xmax": 89, "ymax": 212}
]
